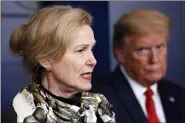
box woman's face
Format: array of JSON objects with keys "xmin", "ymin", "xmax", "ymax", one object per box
[{"xmin": 50, "ymin": 25, "xmax": 97, "ymax": 92}]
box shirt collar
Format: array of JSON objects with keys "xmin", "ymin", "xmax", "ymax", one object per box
[{"xmin": 119, "ymin": 65, "xmax": 158, "ymax": 96}]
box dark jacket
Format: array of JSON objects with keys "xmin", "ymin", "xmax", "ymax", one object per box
[{"xmin": 91, "ymin": 66, "xmax": 185, "ymax": 123}]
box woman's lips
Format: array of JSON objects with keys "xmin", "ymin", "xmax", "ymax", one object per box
[{"xmin": 80, "ymin": 72, "xmax": 92, "ymax": 80}]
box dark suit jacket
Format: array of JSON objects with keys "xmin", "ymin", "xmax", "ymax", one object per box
[{"xmin": 91, "ymin": 66, "xmax": 185, "ymax": 123}]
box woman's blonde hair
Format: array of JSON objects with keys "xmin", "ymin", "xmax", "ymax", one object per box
[{"xmin": 9, "ymin": 5, "xmax": 92, "ymax": 81}]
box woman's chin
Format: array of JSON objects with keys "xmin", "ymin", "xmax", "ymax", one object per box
[{"xmin": 79, "ymin": 83, "xmax": 92, "ymax": 91}]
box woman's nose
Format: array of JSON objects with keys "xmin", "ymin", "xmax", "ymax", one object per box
[{"xmin": 86, "ymin": 53, "xmax": 97, "ymax": 67}]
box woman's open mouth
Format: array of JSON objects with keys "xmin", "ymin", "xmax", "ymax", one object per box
[{"xmin": 80, "ymin": 72, "xmax": 92, "ymax": 80}]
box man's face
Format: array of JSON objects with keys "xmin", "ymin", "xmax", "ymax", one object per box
[{"xmin": 116, "ymin": 32, "xmax": 168, "ymax": 87}]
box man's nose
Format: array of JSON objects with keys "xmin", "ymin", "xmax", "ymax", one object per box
[{"xmin": 149, "ymin": 48, "xmax": 159, "ymax": 64}]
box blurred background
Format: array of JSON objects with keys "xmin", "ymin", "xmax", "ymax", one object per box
[{"xmin": 2, "ymin": 1, "xmax": 185, "ymax": 110}]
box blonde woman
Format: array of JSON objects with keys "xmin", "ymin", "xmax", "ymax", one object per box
[{"xmin": 2, "ymin": 5, "xmax": 115, "ymax": 123}]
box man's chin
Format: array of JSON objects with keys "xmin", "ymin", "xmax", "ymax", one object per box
[{"xmin": 148, "ymin": 74, "xmax": 164, "ymax": 83}]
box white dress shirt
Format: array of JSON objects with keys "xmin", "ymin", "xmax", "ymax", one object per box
[{"xmin": 120, "ymin": 65, "xmax": 166, "ymax": 123}]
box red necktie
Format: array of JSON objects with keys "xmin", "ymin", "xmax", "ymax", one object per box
[{"xmin": 144, "ymin": 88, "xmax": 160, "ymax": 123}]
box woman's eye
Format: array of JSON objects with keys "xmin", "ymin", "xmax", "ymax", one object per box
[
  {"xmin": 77, "ymin": 49, "xmax": 84, "ymax": 52},
  {"xmin": 76, "ymin": 47, "xmax": 87, "ymax": 53}
]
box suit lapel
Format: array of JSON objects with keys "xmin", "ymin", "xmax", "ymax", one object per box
[
  {"xmin": 112, "ymin": 67, "xmax": 148, "ymax": 123},
  {"xmin": 158, "ymin": 81, "xmax": 176, "ymax": 123}
]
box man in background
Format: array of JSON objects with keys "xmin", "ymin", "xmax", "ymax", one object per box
[{"xmin": 92, "ymin": 9, "xmax": 184, "ymax": 123}]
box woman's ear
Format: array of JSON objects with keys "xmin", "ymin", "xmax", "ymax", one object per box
[{"xmin": 38, "ymin": 58, "xmax": 52, "ymax": 71}]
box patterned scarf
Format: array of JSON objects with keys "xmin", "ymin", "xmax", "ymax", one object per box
[{"xmin": 12, "ymin": 82, "xmax": 115, "ymax": 123}]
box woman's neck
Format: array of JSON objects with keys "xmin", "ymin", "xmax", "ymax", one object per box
[{"xmin": 41, "ymin": 72, "xmax": 78, "ymax": 98}]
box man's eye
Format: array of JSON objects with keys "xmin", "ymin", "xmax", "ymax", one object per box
[
  {"xmin": 135, "ymin": 47, "xmax": 149, "ymax": 55},
  {"xmin": 136, "ymin": 47, "xmax": 147, "ymax": 52},
  {"xmin": 136, "ymin": 48, "xmax": 144, "ymax": 51},
  {"xmin": 156, "ymin": 44, "xmax": 164, "ymax": 49}
]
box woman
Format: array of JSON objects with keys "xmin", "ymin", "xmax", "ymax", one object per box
[{"xmin": 5, "ymin": 5, "xmax": 115, "ymax": 123}]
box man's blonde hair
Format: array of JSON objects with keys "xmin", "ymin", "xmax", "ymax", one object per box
[{"xmin": 113, "ymin": 9, "xmax": 171, "ymax": 49}]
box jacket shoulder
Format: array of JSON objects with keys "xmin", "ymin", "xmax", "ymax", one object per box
[
  {"xmin": 2, "ymin": 105, "xmax": 17, "ymax": 123},
  {"xmin": 161, "ymin": 79, "xmax": 184, "ymax": 91},
  {"xmin": 159, "ymin": 79, "xmax": 185, "ymax": 99}
]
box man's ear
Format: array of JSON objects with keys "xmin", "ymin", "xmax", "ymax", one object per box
[
  {"xmin": 114, "ymin": 47, "xmax": 125, "ymax": 64},
  {"xmin": 38, "ymin": 58, "xmax": 52, "ymax": 71}
]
